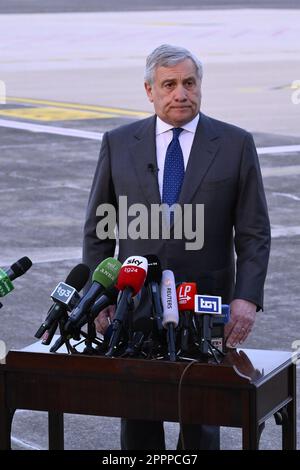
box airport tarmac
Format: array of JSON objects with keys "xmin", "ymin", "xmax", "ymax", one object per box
[{"xmin": 0, "ymin": 2, "xmax": 299, "ymax": 450}]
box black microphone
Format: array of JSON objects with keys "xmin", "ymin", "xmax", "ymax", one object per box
[
  {"xmin": 50, "ymin": 286, "xmax": 120, "ymax": 353},
  {"xmin": 34, "ymin": 263, "xmax": 90, "ymax": 339},
  {"xmin": 144, "ymin": 254, "xmax": 163, "ymax": 333},
  {"xmin": 147, "ymin": 163, "xmax": 159, "ymax": 174},
  {"xmin": 0, "ymin": 257, "xmax": 32, "ymax": 298},
  {"xmin": 70, "ymin": 285, "xmax": 120, "ymax": 331},
  {"xmin": 41, "ymin": 319, "xmax": 59, "ymax": 346}
]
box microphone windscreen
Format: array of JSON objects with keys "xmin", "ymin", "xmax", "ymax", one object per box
[
  {"xmin": 10, "ymin": 257, "xmax": 32, "ymax": 277},
  {"xmin": 176, "ymin": 282, "xmax": 198, "ymax": 311},
  {"xmin": 116, "ymin": 256, "xmax": 148, "ymax": 295},
  {"xmin": 144, "ymin": 254, "xmax": 162, "ymax": 284},
  {"xmin": 92, "ymin": 257, "xmax": 122, "ymax": 288},
  {"xmin": 65, "ymin": 263, "xmax": 90, "ymax": 292},
  {"xmin": 161, "ymin": 270, "xmax": 179, "ymax": 327}
]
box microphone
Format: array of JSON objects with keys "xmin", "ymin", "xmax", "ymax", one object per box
[
  {"xmin": 144, "ymin": 254, "xmax": 163, "ymax": 334},
  {"xmin": 194, "ymin": 294, "xmax": 222, "ymax": 357},
  {"xmin": 41, "ymin": 319, "xmax": 60, "ymax": 346},
  {"xmin": 64, "ymin": 257, "xmax": 121, "ymax": 330},
  {"xmin": 161, "ymin": 270, "xmax": 179, "ymax": 362},
  {"xmin": 176, "ymin": 282, "xmax": 198, "ymax": 353},
  {"xmin": 147, "ymin": 163, "xmax": 159, "ymax": 174},
  {"xmin": 106, "ymin": 256, "xmax": 148, "ymax": 357},
  {"xmin": 34, "ymin": 263, "xmax": 90, "ymax": 339},
  {"xmin": 0, "ymin": 257, "xmax": 32, "ymax": 297},
  {"xmin": 210, "ymin": 304, "xmax": 231, "ymax": 353},
  {"xmin": 74, "ymin": 285, "xmax": 120, "ymax": 330}
]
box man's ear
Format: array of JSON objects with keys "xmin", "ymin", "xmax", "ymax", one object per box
[{"xmin": 144, "ymin": 82, "xmax": 154, "ymax": 103}]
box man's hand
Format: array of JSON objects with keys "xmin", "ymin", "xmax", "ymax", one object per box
[
  {"xmin": 94, "ymin": 305, "xmax": 116, "ymax": 335},
  {"xmin": 225, "ymin": 299, "xmax": 257, "ymax": 348}
]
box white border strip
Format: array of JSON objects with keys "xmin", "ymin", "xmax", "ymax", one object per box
[{"xmin": 1, "ymin": 119, "xmax": 300, "ymax": 154}]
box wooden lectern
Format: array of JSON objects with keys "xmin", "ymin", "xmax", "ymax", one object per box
[{"xmin": 0, "ymin": 341, "xmax": 297, "ymax": 450}]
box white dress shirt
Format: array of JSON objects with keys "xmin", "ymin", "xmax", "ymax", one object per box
[{"xmin": 155, "ymin": 114, "xmax": 200, "ymax": 199}]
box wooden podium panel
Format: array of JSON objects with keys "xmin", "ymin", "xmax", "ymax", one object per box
[{"xmin": 0, "ymin": 342, "xmax": 297, "ymax": 450}]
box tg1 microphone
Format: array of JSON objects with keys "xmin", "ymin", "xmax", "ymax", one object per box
[
  {"xmin": 194, "ymin": 294, "xmax": 223, "ymax": 357},
  {"xmin": 0, "ymin": 257, "xmax": 32, "ymax": 298}
]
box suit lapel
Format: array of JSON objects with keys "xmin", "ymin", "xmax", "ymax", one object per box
[
  {"xmin": 178, "ymin": 113, "xmax": 220, "ymax": 205},
  {"xmin": 128, "ymin": 113, "xmax": 220, "ymax": 208},
  {"xmin": 129, "ymin": 116, "xmax": 161, "ymax": 205}
]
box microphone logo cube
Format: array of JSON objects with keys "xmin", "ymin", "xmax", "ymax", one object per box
[
  {"xmin": 51, "ymin": 282, "xmax": 79, "ymax": 309},
  {"xmin": 194, "ymin": 295, "xmax": 222, "ymax": 315},
  {"xmin": 0, "ymin": 268, "xmax": 14, "ymax": 297},
  {"xmin": 177, "ymin": 284, "xmax": 192, "ymax": 304}
]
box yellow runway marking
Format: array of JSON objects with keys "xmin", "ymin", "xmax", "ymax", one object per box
[
  {"xmin": 0, "ymin": 107, "xmax": 119, "ymax": 121},
  {"xmin": 6, "ymin": 97, "xmax": 150, "ymax": 118}
]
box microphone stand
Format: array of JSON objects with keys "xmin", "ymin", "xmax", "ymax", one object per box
[
  {"xmin": 106, "ymin": 288, "xmax": 133, "ymax": 357},
  {"xmin": 199, "ymin": 314, "xmax": 226, "ymax": 364},
  {"xmin": 166, "ymin": 323, "xmax": 177, "ymax": 362},
  {"xmin": 83, "ymin": 310, "xmax": 97, "ymax": 355}
]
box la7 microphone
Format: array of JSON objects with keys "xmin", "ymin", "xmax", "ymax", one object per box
[
  {"xmin": 0, "ymin": 257, "xmax": 32, "ymax": 298},
  {"xmin": 176, "ymin": 282, "xmax": 198, "ymax": 353},
  {"xmin": 106, "ymin": 256, "xmax": 148, "ymax": 357},
  {"xmin": 161, "ymin": 270, "xmax": 179, "ymax": 362}
]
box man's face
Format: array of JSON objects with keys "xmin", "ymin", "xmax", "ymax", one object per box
[{"xmin": 144, "ymin": 58, "xmax": 202, "ymax": 127}]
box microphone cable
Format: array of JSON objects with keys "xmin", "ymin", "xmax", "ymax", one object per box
[{"xmin": 177, "ymin": 359, "xmax": 199, "ymax": 450}]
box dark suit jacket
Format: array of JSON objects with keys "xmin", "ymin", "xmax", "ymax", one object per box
[{"xmin": 83, "ymin": 113, "xmax": 271, "ymax": 308}]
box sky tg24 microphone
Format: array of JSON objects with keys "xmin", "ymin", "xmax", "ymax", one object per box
[{"xmin": 106, "ymin": 256, "xmax": 148, "ymax": 357}]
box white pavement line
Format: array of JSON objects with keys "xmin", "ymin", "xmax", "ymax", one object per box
[
  {"xmin": 0, "ymin": 183, "xmax": 90, "ymax": 194},
  {"xmin": 257, "ymin": 145, "xmax": 300, "ymax": 155},
  {"xmin": 262, "ymin": 165, "xmax": 300, "ymax": 177},
  {"xmin": 272, "ymin": 192, "xmax": 300, "ymax": 201},
  {"xmin": 0, "ymin": 119, "xmax": 103, "ymax": 141},
  {"xmin": 271, "ymin": 226, "xmax": 300, "ymax": 238},
  {"xmin": 1, "ymin": 247, "xmax": 82, "ymax": 266},
  {"xmin": 11, "ymin": 435, "xmax": 42, "ymax": 450},
  {"xmin": 1, "ymin": 119, "xmax": 300, "ymax": 155}
]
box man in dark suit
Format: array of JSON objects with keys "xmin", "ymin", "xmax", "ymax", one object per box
[{"xmin": 83, "ymin": 44, "xmax": 271, "ymax": 449}]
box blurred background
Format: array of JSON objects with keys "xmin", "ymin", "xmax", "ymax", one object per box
[{"xmin": 0, "ymin": 0, "xmax": 299, "ymax": 450}]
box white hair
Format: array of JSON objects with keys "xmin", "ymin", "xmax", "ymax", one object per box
[{"xmin": 145, "ymin": 44, "xmax": 203, "ymax": 84}]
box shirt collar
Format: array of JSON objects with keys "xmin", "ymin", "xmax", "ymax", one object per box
[{"xmin": 156, "ymin": 113, "xmax": 199, "ymax": 136}]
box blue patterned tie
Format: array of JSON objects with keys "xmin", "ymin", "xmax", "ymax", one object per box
[{"xmin": 162, "ymin": 127, "xmax": 185, "ymax": 207}]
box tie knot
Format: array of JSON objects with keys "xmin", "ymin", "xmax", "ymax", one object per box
[{"xmin": 172, "ymin": 127, "xmax": 184, "ymax": 139}]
